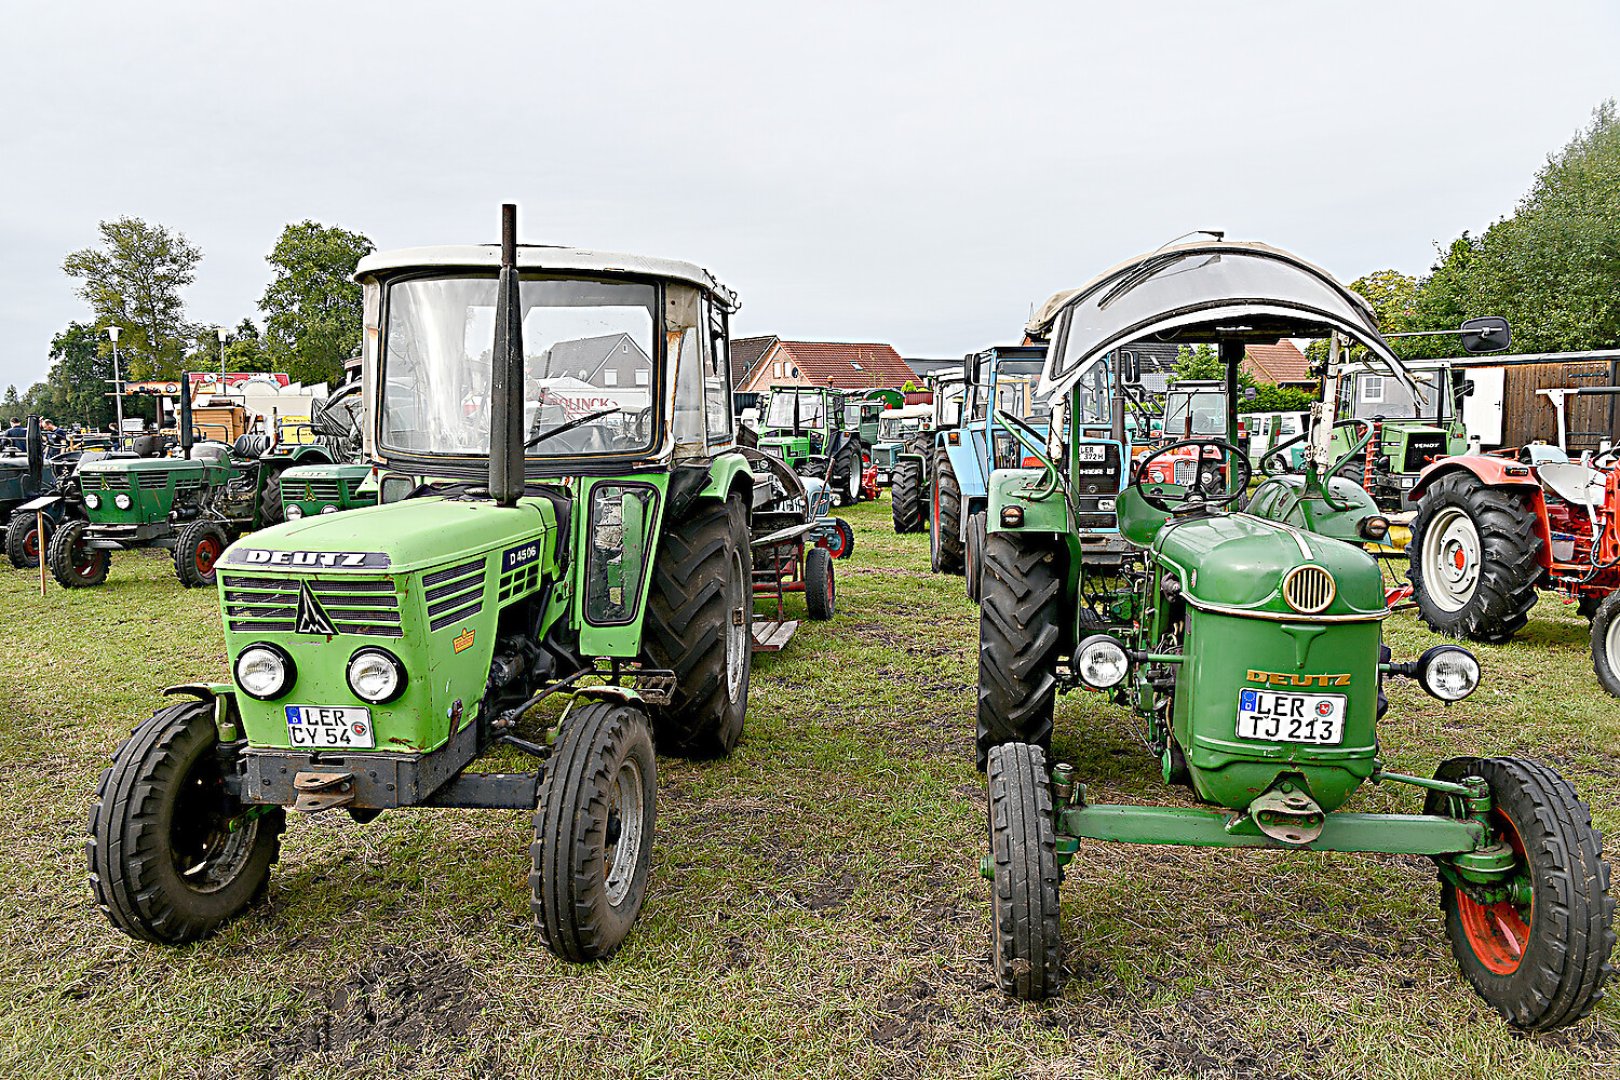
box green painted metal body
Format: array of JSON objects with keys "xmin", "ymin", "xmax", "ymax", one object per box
[
  {"xmin": 78, "ymin": 457, "xmax": 234, "ymax": 527},
  {"xmin": 757, "ymin": 386, "xmax": 870, "ymax": 470},
  {"xmin": 1246, "ymin": 474, "xmax": 1384, "ymax": 546},
  {"xmin": 1056, "ymin": 803, "xmax": 1486, "ymax": 855},
  {"xmin": 280, "ymin": 461, "xmax": 377, "ymax": 517}
]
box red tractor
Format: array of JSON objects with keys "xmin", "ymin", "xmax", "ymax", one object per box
[{"xmin": 1407, "ymin": 448, "xmax": 1620, "ymax": 695}]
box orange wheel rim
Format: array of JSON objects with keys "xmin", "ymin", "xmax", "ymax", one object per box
[
  {"xmin": 196, "ymin": 539, "xmax": 220, "ymax": 575},
  {"xmin": 1457, "ymin": 809, "xmax": 1532, "ymax": 975},
  {"xmin": 23, "ymin": 531, "xmax": 38, "ymax": 558}
]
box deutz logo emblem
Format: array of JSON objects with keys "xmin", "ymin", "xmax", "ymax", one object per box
[
  {"xmin": 295, "ymin": 582, "xmax": 337, "ymax": 636},
  {"xmin": 1246, "ymin": 670, "xmax": 1351, "ymax": 687}
]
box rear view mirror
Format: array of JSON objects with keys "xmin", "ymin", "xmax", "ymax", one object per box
[
  {"xmin": 1119, "ymin": 351, "xmax": 1142, "ymax": 386},
  {"xmin": 1244, "ymin": 387, "xmax": 1259, "ymax": 401},
  {"xmin": 1460, "ymin": 316, "xmax": 1511, "ymax": 355}
]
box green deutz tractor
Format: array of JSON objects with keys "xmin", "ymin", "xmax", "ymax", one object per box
[
  {"xmin": 977, "ymin": 241, "xmax": 1613, "ymax": 1030},
  {"xmin": 278, "ymin": 381, "xmax": 378, "ymax": 520},
  {"xmin": 755, "ymin": 386, "xmax": 876, "ymax": 506},
  {"xmin": 86, "ymin": 206, "xmax": 756, "ymax": 962}
]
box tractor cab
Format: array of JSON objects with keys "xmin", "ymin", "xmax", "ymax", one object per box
[
  {"xmin": 1333, "ymin": 359, "xmax": 1470, "ymax": 510},
  {"xmin": 756, "ymin": 386, "xmax": 868, "ymax": 506},
  {"xmin": 86, "ymin": 206, "xmax": 757, "ymax": 968},
  {"xmin": 869, "ymin": 403, "xmax": 933, "ymax": 485}
]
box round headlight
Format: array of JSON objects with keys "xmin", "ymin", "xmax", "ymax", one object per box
[
  {"xmin": 320, "ymin": 505, "xmax": 339, "ymax": 515},
  {"xmin": 347, "ymin": 648, "xmax": 405, "ymax": 704},
  {"xmin": 1416, "ymin": 645, "xmax": 1480, "ymax": 702},
  {"xmin": 1075, "ymin": 634, "xmax": 1130, "ymax": 690},
  {"xmin": 113, "ymin": 493, "xmax": 132, "ymax": 510},
  {"xmin": 284, "ymin": 504, "xmax": 304, "ymax": 520},
  {"xmin": 84, "ymin": 492, "xmax": 100, "ymax": 510},
  {"xmin": 1359, "ymin": 515, "xmax": 1391, "ymax": 542},
  {"xmin": 235, "ymin": 644, "xmax": 294, "ymax": 700}
]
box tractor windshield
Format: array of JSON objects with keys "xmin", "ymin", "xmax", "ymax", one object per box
[
  {"xmin": 380, "ymin": 274, "xmax": 658, "ymax": 458},
  {"xmin": 1340, "ymin": 368, "xmax": 1448, "ymax": 423},
  {"xmin": 994, "ymin": 361, "xmax": 1052, "ymax": 420},
  {"xmin": 764, "ymin": 391, "xmax": 826, "ymax": 430},
  {"xmin": 1162, "ymin": 387, "xmax": 1227, "ymax": 437}
]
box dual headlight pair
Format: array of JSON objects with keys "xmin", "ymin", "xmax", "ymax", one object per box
[
  {"xmin": 283, "ymin": 505, "xmax": 341, "ymax": 520},
  {"xmin": 234, "ymin": 643, "xmax": 406, "ymax": 704},
  {"xmin": 83, "ymin": 493, "xmax": 130, "ymax": 511}
]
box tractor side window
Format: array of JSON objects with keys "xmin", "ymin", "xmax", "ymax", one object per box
[
  {"xmin": 703, "ymin": 300, "xmax": 733, "ymax": 444},
  {"xmin": 672, "ymin": 327, "xmax": 707, "ymax": 449}
]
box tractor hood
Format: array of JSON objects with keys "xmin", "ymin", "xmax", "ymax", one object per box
[
  {"xmin": 1030, "ymin": 241, "xmax": 1415, "ymax": 402},
  {"xmin": 80, "ymin": 457, "xmax": 212, "ymax": 478},
  {"xmin": 220, "ymin": 496, "xmax": 555, "ymax": 575},
  {"xmin": 1153, "ymin": 512, "xmax": 1387, "ymax": 619}
]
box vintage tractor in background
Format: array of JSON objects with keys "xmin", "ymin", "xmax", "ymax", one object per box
[
  {"xmin": 931, "ymin": 345, "xmax": 1050, "ymax": 601},
  {"xmin": 86, "ymin": 205, "xmax": 756, "ymax": 962},
  {"xmin": 1408, "ymin": 443, "xmax": 1620, "ymax": 695},
  {"xmin": 277, "ymin": 381, "xmax": 378, "ymax": 520},
  {"xmin": 977, "ymin": 240, "xmax": 1613, "ymax": 1031},
  {"xmin": 1, "ymin": 417, "xmax": 75, "ymax": 568},
  {"xmin": 890, "ymin": 370, "xmax": 963, "ymax": 533},
  {"xmin": 869, "ymin": 403, "xmax": 933, "ymax": 488},
  {"xmin": 755, "ymin": 385, "xmax": 872, "ymax": 507}
]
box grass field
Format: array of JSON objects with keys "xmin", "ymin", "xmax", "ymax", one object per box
[{"xmin": 1, "ymin": 497, "xmax": 1617, "ymax": 1079}]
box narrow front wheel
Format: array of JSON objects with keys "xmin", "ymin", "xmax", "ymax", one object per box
[
  {"xmin": 1591, "ymin": 591, "xmax": 1620, "ymax": 698},
  {"xmin": 986, "ymin": 742, "xmax": 1064, "ymax": 1000}
]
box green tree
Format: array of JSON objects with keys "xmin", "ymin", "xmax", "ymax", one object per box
[
  {"xmin": 2, "ymin": 386, "xmax": 19, "ymax": 414},
  {"xmin": 259, "ymin": 221, "xmax": 374, "ymax": 386},
  {"xmin": 183, "ymin": 318, "xmax": 270, "ymax": 374},
  {"xmin": 33, "ymin": 322, "xmax": 118, "ymax": 430},
  {"xmin": 62, "ymin": 218, "xmax": 202, "ymax": 378}
]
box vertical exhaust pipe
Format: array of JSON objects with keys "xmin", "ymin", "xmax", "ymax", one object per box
[
  {"xmin": 489, "ymin": 203, "xmax": 525, "ymax": 507},
  {"xmin": 25, "ymin": 415, "xmax": 42, "ymax": 488},
  {"xmin": 179, "ymin": 376, "xmax": 194, "ymax": 459}
]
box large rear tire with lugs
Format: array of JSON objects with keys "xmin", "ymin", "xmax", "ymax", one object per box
[
  {"xmin": 976, "ymin": 531, "xmax": 1066, "ymax": 770},
  {"xmin": 641, "ymin": 496, "xmax": 751, "ymax": 758},
  {"xmin": 932, "ymin": 452, "xmax": 964, "ymax": 574},
  {"xmin": 986, "ymin": 741, "xmax": 1064, "ymax": 1000},
  {"xmin": 1408, "ymin": 472, "xmax": 1542, "ymax": 643},
  {"xmin": 6, "ymin": 511, "xmax": 49, "ymax": 569},
  {"xmin": 1426, "ymin": 757, "xmax": 1614, "ymax": 1031},
  {"xmin": 891, "ymin": 457, "xmax": 924, "ymax": 533},
  {"xmin": 531, "ymin": 700, "xmax": 657, "ymax": 962},
  {"xmin": 86, "ymin": 699, "xmax": 285, "ymax": 944}
]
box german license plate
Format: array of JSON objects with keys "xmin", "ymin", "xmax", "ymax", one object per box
[
  {"xmin": 285, "ymin": 705, "xmax": 374, "ymax": 749},
  {"xmin": 1236, "ymin": 689, "xmax": 1345, "ymax": 745}
]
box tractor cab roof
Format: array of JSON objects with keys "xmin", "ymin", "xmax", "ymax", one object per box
[
  {"xmin": 1029, "ymin": 240, "xmax": 1410, "ymax": 400},
  {"xmin": 355, "ymin": 244, "xmax": 737, "ymax": 311}
]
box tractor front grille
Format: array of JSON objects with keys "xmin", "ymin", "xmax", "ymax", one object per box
[
  {"xmin": 298, "ymin": 478, "xmax": 343, "ymax": 503},
  {"xmin": 423, "ymin": 558, "xmax": 487, "ymax": 631},
  {"xmin": 1173, "ymin": 459, "xmax": 1195, "ymax": 486},
  {"xmin": 1282, "ymin": 565, "xmax": 1336, "ymax": 614},
  {"xmin": 1402, "ymin": 435, "xmax": 1447, "ymax": 473},
  {"xmin": 221, "ymin": 573, "xmax": 403, "ymax": 637},
  {"xmin": 84, "ymin": 473, "xmax": 130, "ymax": 491}
]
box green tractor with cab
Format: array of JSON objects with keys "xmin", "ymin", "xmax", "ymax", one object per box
[
  {"xmin": 755, "ymin": 385, "xmax": 876, "ymax": 506},
  {"xmin": 977, "ymin": 240, "xmax": 1613, "ymax": 1031},
  {"xmin": 86, "ymin": 206, "xmax": 757, "ymax": 962},
  {"xmin": 889, "ymin": 370, "xmax": 964, "ymax": 533}
]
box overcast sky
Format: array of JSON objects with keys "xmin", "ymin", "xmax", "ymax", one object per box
[{"xmin": 2, "ymin": 2, "xmax": 1616, "ymax": 391}]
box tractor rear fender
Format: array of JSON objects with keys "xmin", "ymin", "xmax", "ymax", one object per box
[
  {"xmin": 1411, "ymin": 455, "xmax": 1553, "ymax": 571},
  {"xmin": 162, "ymin": 683, "xmax": 244, "ymax": 743},
  {"xmin": 690, "ymin": 452, "xmax": 756, "ymax": 514},
  {"xmin": 988, "ymin": 468, "xmax": 1067, "ymax": 535}
]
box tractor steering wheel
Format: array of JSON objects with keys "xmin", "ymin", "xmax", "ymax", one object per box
[
  {"xmin": 1133, "ymin": 439, "xmax": 1251, "ymax": 515},
  {"xmin": 1261, "ymin": 418, "xmax": 1374, "ymax": 478}
]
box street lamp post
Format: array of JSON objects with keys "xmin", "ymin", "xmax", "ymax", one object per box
[
  {"xmin": 216, "ymin": 325, "xmax": 227, "ymax": 389},
  {"xmin": 107, "ymin": 325, "xmax": 124, "ymax": 444}
]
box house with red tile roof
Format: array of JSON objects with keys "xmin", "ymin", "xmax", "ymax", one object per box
[
  {"xmin": 1242, "ymin": 341, "xmax": 1314, "ymax": 388},
  {"xmin": 734, "ymin": 339, "xmax": 918, "ymax": 394}
]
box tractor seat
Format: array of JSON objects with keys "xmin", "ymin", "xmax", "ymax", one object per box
[
  {"xmin": 1539, "ymin": 462, "xmax": 1607, "ymax": 508},
  {"xmin": 191, "ymin": 442, "xmax": 231, "ymax": 465},
  {"xmin": 233, "ymin": 434, "xmax": 270, "ymax": 459}
]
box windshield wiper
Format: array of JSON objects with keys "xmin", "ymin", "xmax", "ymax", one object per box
[{"xmin": 525, "ymin": 407, "xmax": 622, "ymax": 448}]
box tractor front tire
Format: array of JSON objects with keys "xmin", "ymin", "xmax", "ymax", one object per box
[
  {"xmin": 6, "ymin": 512, "xmax": 49, "ymax": 569},
  {"xmin": 891, "ymin": 458, "xmax": 924, "ymax": 533},
  {"xmin": 965, "ymin": 512, "xmax": 987, "ymax": 603},
  {"xmin": 835, "ymin": 445, "xmax": 861, "ymax": 507},
  {"xmin": 1591, "ymin": 592, "xmax": 1620, "ymax": 699},
  {"xmin": 531, "ymin": 700, "xmax": 657, "ymax": 962},
  {"xmin": 259, "ymin": 472, "xmax": 285, "ymax": 527},
  {"xmin": 1408, "ymin": 472, "xmax": 1542, "ymax": 643},
  {"xmin": 986, "ymin": 741, "xmax": 1064, "ymax": 1000},
  {"xmin": 1427, "ymin": 757, "xmax": 1614, "ymax": 1031},
  {"xmin": 977, "ymin": 531, "xmax": 1065, "ymax": 770},
  {"xmin": 47, "ymin": 519, "xmax": 109, "ymax": 588},
  {"xmin": 174, "ymin": 522, "xmax": 229, "ymax": 589},
  {"xmin": 805, "ymin": 545, "xmax": 835, "ymax": 621},
  {"xmin": 86, "ymin": 699, "xmax": 285, "ymax": 944},
  {"xmin": 641, "ymin": 496, "xmax": 751, "ymax": 758},
  {"xmin": 933, "ymin": 452, "xmax": 964, "ymax": 574}
]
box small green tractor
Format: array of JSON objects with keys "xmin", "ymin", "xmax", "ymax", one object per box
[
  {"xmin": 755, "ymin": 385, "xmax": 877, "ymax": 506},
  {"xmin": 978, "ymin": 240, "xmax": 1612, "ymax": 1030},
  {"xmin": 47, "ymin": 380, "xmax": 341, "ymax": 589},
  {"xmin": 87, "ymin": 205, "xmax": 756, "ymax": 962},
  {"xmin": 277, "ymin": 381, "xmax": 378, "ymax": 520}
]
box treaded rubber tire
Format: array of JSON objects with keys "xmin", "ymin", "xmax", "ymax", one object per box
[
  {"xmin": 891, "ymin": 458, "xmax": 924, "ymax": 533},
  {"xmin": 965, "ymin": 512, "xmax": 987, "ymax": 604},
  {"xmin": 48, "ymin": 518, "xmax": 109, "ymax": 588},
  {"xmin": 530, "ymin": 700, "xmax": 656, "ymax": 962},
  {"xmin": 1591, "ymin": 592, "xmax": 1620, "ymax": 699},
  {"xmin": 174, "ymin": 522, "xmax": 228, "ymax": 589},
  {"xmin": 834, "ymin": 446, "xmax": 860, "ymax": 507},
  {"xmin": 933, "ymin": 452, "xmax": 964, "ymax": 575},
  {"xmin": 977, "ymin": 531, "xmax": 1064, "ymax": 770},
  {"xmin": 86, "ymin": 699, "xmax": 285, "ymax": 944},
  {"xmin": 6, "ymin": 512, "xmax": 48, "ymax": 569},
  {"xmin": 1425, "ymin": 757, "xmax": 1614, "ymax": 1031},
  {"xmin": 987, "ymin": 741, "xmax": 1064, "ymax": 1000},
  {"xmin": 640, "ymin": 496, "xmax": 751, "ymax": 757},
  {"xmin": 830, "ymin": 518, "xmax": 854, "ymax": 560},
  {"xmin": 805, "ymin": 545, "xmax": 835, "ymax": 621},
  {"xmin": 1408, "ymin": 472, "xmax": 1542, "ymax": 643},
  {"xmin": 259, "ymin": 472, "xmax": 285, "ymax": 527}
]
